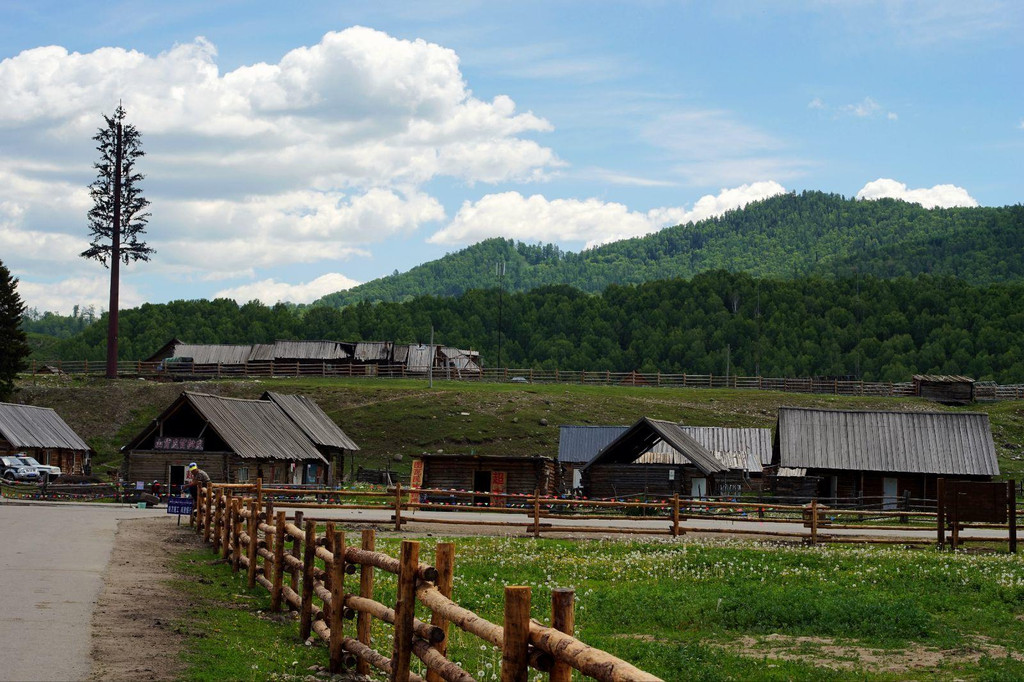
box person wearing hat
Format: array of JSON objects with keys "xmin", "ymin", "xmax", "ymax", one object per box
[{"xmin": 185, "ymin": 462, "xmax": 210, "ymax": 502}]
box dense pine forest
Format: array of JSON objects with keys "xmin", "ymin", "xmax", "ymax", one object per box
[
  {"xmin": 315, "ymin": 192, "xmax": 1024, "ymax": 307},
  {"xmin": 36, "ymin": 272, "xmax": 1024, "ymax": 383}
]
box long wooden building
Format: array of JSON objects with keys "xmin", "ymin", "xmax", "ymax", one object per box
[
  {"xmin": 580, "ymin": 418, "xmax": 729, "ymax": 498},
  {"xmin": 122, "ymin": 391, "xmax": 358, "ymax": 492},
  {"xmin": 772, "ymin": 407, "xmax": 999, "ymax": 506},
  {"xmin": 0, "ymin": 402, "xmax": 91, "ymax": 475}
]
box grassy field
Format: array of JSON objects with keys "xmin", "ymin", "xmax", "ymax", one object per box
[
  {"xmin": 173, "ymin": 529, "xmax": 1024, "ymax": 681},
  {"xmin": 17, "ymin": 374, "xmax": 1024, "ymax": 479}
]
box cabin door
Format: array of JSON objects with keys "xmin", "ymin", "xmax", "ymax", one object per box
[
  {"xmin": 473, "ymin": 470, "xmax": 491, "ymax": 506},
  {"xmin": 690, "ymin": 477, "xmax": 707, "ymax": 499},
  {"xmin": 883, "ymin": 477, "xmax": 898, "ymax": 510},
  {"xmin": 170, "ymin": 465, "xmax": 185, "ymax": 496}
]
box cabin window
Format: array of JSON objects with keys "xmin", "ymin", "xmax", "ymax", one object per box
[{"xmin": 237, "ymin": 467, "xmax": 249, "ymax": 483}]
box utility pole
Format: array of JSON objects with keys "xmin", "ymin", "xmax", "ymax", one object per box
[
  {"xmin": 428, "ymin": 325, "xmax": 434, "ymax": 389},
  {"xmin": 496, "ymin": 261, "xmax": 505, "ymax": 370},
  {"xmin": 105, "ymin": 119, "xmax": 122, "ymax": 380}
]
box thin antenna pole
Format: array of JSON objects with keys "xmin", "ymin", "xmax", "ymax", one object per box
[{"xmin": 429, "ymin": 325, "xmax": 434, "ymax": 389}]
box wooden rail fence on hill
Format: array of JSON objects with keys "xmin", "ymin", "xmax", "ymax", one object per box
[
  {"xmin": 27, "ymin": 360, "xmax": 1024, "ymax": 401},
  {"xmin": 193, "ymin": 482, "xmax": 663, "ymax": 682}
]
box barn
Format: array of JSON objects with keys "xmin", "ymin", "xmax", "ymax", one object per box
[
  {"xmin": 772, "ymin": 407, "xmax": 999, "ymax": 508},
  {"xmin": 579, "ymin": 418, "xmax": 729, "ymax": 499},
  {"xmin": 410, "ymin": 453, "xmax": 557, "ymax": 506},
  {"xmin": 0, "ymin": 402, "xmax": 91, "ymax": 475},
  {"xmin": 122, "ymin": 391, "xmax": 337, "ymax": 493}
]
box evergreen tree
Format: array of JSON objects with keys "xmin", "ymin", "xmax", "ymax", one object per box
[
  {"xmin": 82, "ymin": 104, "xmax": 154, "ymax": 378},
  {"xmin": 0, "ymin": 259, "xmax": 31, "ymax": 400}
]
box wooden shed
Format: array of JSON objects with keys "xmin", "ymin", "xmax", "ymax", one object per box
[
  {"xmin": 580, "ymin": 418, "xmax": 729, "ymax": 499},
  {"xmin": 773, "ymin": 407, "xmax": 999, "ymax": 507},
  {"xmin": 0, "ymin": 402, "xmax": 91, "ymax": 475},
  {"xmin": 913, "ymin": 375, "xmax": 976, "ymax": 404},
  {"xmin": 411, "ymin": 453, "xmax": 556, "ymax": 506},
  {"xmin": 122, "ymin": 392, "xmax": 329, "ymax": 493}
]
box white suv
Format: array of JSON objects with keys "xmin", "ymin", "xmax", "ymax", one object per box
[
  {"xmin": 17, "ymin": 455, "xmax": 61, "ymax": 482},
  {"xmin": 0, "ymin": 455, "xmax": 41, "ymax": 482}
]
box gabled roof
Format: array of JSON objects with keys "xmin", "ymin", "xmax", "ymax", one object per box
[
  {"xmin": 774, "ymin": 407, "xmax": 998, "ymax": 476},
  {"xmin": 0, "ymin": 402, "xmax": 90, "ymax": 452},
  {"xmin": 913, "ymin": 375, "xmax": 975, "ymax": 384},
  {"xmin": 354, "ymin": 341, "xmax": 392, "ymax": 362},
  {"xmin": 581, "ymin": 417, "xmax": 728, "ymax": 476},
  {"xmin": 262, "ymin": 392, "xmax": 360, "ymax": 451},
  {"xmin": 174, "ymin": 344, "xmax": 253, "ymax": 365},
  {"xmin": 271, "ymin": 340, "xmax": 350, "ymax": 361},
  {"xmin": 558, "ymin": 425, "xmax": 629, "ymax": 464},
  {"xmin": 125, "ymin": 392, "xmax": 326, "ymax": 462},
  {"xmin": 680, "ymin": 426, "xmax": 773, "ymax": 467}
]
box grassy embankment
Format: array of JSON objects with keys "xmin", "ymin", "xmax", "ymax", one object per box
[
  {"xmin": 16, "ymin": 374, "xmax": 1024, "ymax": 480},
  {"xmin": 173, "ymin": 528, "xmax": 1024, "ymax": 681}
]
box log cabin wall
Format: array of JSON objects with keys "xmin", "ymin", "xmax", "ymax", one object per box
[
  {"xmin": 583, "ymin": 463, "xmax": 709, "ymax": 498},
  {"xmin": 421, "ymin": 456, "xmax": 555, "ymax": 496},
  {"xmin": 125, "ymin": 451, "xmax": 231, "ymax": 485}
]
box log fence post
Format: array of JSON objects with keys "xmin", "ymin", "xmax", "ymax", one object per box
[
  {"xmin": 810, "ymin": 498, "xmax": 818, "ymax": 545},
  {"xmin": 231, "ymin": 498, "xmax": 242, "ymax": 572},
  {"xmin": 1009, "ymin": 480, "xmax": 1017, "ymax": 554},
  {"xmin": 501, "ymin": 586, "xmax": 531, "ymax": 682},
  {"xmin": 550, "ymin": 588, "xmax": 575, "ymax": 682},
  {"xmin": 203, "ymin": 484, "xmax": 214, "ymax": 543},
  {"xmin": 212, "ymin": 490, "xmax": 223, "ymax": 554},
  {"xmin": 426, "ymin": 542, "xmax": 455, "ymax": 682},
  {"xmin": 256, "ymin": 477, "xmax": 264, "ymax": 510},
  {"xmin": 290, "ymin": 510, "xmax": 304, "ymax": 593},
  {"xmin": 271, "ymin": 510, "xmax": 286, "ymax": 612},
  {"xmin": 357, "ymin": 529, "xmax": 376, "ymax": 677},
  {"xmin": 671, "ymin": 493, "xmax": 680, "ymax": 537},
  {"xmin": 221, "ymin": 489, "xmax": 233, "ymax": 560},
  {"xmin": 325, "ymin": 522, "xmax": 336, "ymax": 592},
  {"xmin": 394, "ymin": 482, "xmax": 404, "ymax": 532},
  {"xmin": 247, "ymin": 499, "xmax": 258, "ymax": 588},
  {"xmin": 390, "ymin": 540, "xmax": 420, "ymax": 682},
  {"xmin": 329, "ymin": 531, "xmax": 347, "ymax": 675},
  {"xmin": 300, "ymin": 519, "xmax": 317, "ymax": 640},
  {"xmin": 532, "ymin": 488, "xmax": 541, "ymax": 539},
  {"xmin": 937, "ymin": 478, "xmax": 945, "ymax": 550}
]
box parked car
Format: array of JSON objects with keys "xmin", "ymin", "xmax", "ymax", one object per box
[
  {"xmin": 510, "ymin": 376, "xmax": 529, "ymax": 384},
  {"xmin": 0, "ymin": 455, "xmax": 41, "ymax": 482},
  {"xmin": 16, "ymin": 455, "xmax": 61, "ymax": 482}
]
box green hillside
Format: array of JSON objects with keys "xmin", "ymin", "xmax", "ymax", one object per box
[
  {"xmin": 314, "ymin": 191, "xmax": 1024, "ymax": 307},
  {"xmin": 46, "ymin": 272, "xmax": 1024, "ymax": 383},
  {"xmin": 15, "ymin": 377, "xmax": 1024, "ymax": 480}
]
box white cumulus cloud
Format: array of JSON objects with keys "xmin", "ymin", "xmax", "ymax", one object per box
[
  {"xmin": 16, "ymin": 276, "xmax": 144, "ymax": 315},
  {"xmin": 213, "ymin": 273, "xmax": 361, "ymax": 305},
  {"xmin": 856, "ymin": 178, "xmax": 979, "ymax": 208},
  {"xmin": 429, "ymin": 181, "xmax": 787, "ymax": 248}
]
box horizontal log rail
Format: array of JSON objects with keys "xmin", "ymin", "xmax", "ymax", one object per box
[{"xmin": 191, "ymin": 482, "xmax": 663, "ymax": 681}]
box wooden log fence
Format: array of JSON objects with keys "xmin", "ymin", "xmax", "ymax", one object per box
[
  {"xmin": 192, "ymin": 482, "xmax": 663, "ymax": 682},
  {"xmin": 195, "ymin": 480, "xmax": 1022, "ymax": 551}
]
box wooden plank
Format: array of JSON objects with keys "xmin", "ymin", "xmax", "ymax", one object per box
[{"xmin": 501, "ymin": 586, "xmax": 530, "ymax": 682}]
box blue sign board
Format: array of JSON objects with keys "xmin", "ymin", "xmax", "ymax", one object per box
[{"xmin": 167, "ymin": 497, "xmax": 194, "ymax": 516}]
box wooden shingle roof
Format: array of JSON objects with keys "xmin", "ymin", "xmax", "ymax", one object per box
[
  {"xmin": 774, "ymin": 407, "xmax": 998, "ymax": 476},
  {"xmin": 263, "ymin": 392, "xmax": 359, "ymax": 451},
  {"xmin": 0, "ymin": 402, "xmax": 90, "ymax": 452}
]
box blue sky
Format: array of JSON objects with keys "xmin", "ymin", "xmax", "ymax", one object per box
[{"xmin": 1, "ymin": 1, "xmax": 1021, "ymax": 313}]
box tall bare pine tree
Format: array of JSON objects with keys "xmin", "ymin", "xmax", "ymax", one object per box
[{"xmin": 82, "ymin": 105, "xmax": 153, "ymax": 378}]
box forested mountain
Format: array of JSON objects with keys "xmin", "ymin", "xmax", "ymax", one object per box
[
  {"xmin": 48, "ymin": 272, "xmax": 1024, "ymax": 383},
  {"xmin": 314, "ymin": 192, "xmax": 1024, "ymax": 307}
]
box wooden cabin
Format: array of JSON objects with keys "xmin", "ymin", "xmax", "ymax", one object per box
[
  {"xmin": 913, "ymin": 375, "xmax": 976, "ymax": 404},
  {"xmin": 0, "ymin": 402, "xmax": 91, "ymax": 475},
  {"xmin": 411, "ymin": 453, "xmax": 556, "ymax": 506},
  {"xmin": 122, "ymin": 392, "xmax": 337, "ymax": 493},
  {"xmin": 772, "ymin": 407, "xmax": 999, "ymax": 507},
  {"xmin": 580, "ymin": 418, "xmax": 729, "ymax": 499},
  {"xmin": 559, "ymin": 423, "xmax": 769, "ymax": 495},
  {"xmin": 261, "ymin": 391, "xmax": 360, "ymax": 484}
]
